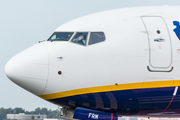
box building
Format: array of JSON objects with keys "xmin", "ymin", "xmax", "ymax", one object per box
[{"xmin": 7, "ymin": 113, "xmax": 47, "ymax": 120}]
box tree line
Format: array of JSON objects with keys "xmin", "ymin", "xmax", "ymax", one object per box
[
  {"xmin": 0, "ymin": 107, "xmax": 139, "ymax": 120},
  {"xmin": 0, "ymin": 107, "xmax": 60, "ymax": 120}
]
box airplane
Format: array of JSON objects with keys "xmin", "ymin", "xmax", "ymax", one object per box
[{"xmin": 5, "ymin": 6, "xmax": 180, "ymax": 120}]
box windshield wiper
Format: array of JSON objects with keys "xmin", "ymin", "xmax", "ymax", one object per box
[{"xmin": 51, "ymin": 39, "xmax": 67, "ymax": 42}]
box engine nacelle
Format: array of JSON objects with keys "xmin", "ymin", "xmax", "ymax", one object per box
[{"xmin": 61, "ymin": 107, "xmax": 118, "ymax": 120}]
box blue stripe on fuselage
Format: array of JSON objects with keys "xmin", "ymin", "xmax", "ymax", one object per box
[{"xmin": 48, "ymin": 87, "xmax": 180, "ymax": 116}]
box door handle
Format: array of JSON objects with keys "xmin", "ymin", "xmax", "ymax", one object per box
[{"xmin": 154, "ymin": 38, "xmax": 165, "ymax": 42}]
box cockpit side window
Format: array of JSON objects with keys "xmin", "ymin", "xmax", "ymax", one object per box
[
  {"xmin": 88, "ymin": 32, "xmax": 105, "ymax": 45},
  {"xmin": 48, "ymin": 32, "xmax": 74, "ymax": 41},
  {"xmin": 71, "ymin": 32, "xmax": 88, "ymax": 45}
]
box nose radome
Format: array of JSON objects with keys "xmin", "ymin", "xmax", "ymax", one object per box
[{"xmin": 5, "ymin": 43, "xmax": 49, "ymax": 95}]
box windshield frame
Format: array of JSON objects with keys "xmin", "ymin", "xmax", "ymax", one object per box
[{"xmin": 47, "ymin": 32, "xmax": 74, "ymax": 41}]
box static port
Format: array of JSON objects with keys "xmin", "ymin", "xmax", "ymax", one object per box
[{"xmin": 58, "ymin": 71, "xmax": 62, "ymax": 75}]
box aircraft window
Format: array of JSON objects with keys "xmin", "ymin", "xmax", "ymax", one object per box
[
  {"xmin": 157, "ymin": 30, "xmax": 161, "ymax": 34},
  {"xmin": 88, "ymin": 32, "xmax": 105, "ymax": 45},
  {"xmin": 71, "ymin": 32, "xmax": 88, "ymax": 45},
  {"xmin": 48, "ymin": 32, "xmax": 74, "ymax": 41}
]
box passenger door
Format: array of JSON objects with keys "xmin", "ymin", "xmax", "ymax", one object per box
[{"xmin": 141, "ymin": 16, "xmax": 173, "ymax": 71}]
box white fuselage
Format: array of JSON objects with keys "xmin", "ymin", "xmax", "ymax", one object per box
[{"xmin": 5, "ymin": 6, "xmax": 180, "ymax": 117}]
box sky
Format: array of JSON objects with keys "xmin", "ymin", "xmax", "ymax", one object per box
[{"xmin": 1, "ymin": 0, "xmax": 180, "ymax": 111}]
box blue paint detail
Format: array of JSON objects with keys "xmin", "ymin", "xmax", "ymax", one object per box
[
  {"xmin": 173, "ymin": 21, "xmax": 180, "ymax": 40},
  {"xmin": 48, "ymin": 87, "xmax": 180, "ymax": 116},
  {"xmin": 73, "ymin": 107, "xmax": 118, "ymax": 120}
]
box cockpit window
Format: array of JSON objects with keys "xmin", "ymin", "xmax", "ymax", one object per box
[
  {"xmin": 48, "ymin": 32, "xmax": 74, "ymax": 41},
  {"xmin": 88, "ymin": 32, "xmax": 105, "ymax": 45},
  {"xmin": 71, "ymin": 32, "xmax": 88, "ymax": 45}
]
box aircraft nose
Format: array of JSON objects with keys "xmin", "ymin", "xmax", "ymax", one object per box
[{"xmin": 5, "ymin": 43, "xmax": 49, "ymax": 95}]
